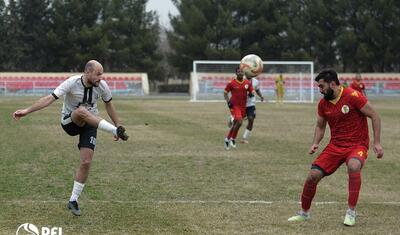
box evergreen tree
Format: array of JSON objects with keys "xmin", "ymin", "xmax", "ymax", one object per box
[
  {"xmin": 0, "ymin": 0, "xmax": 6, "ymax": 70},
  {"xmin": 102, "ymin": 0, "xmax": 162, "ymax": 80},
  {"xmin": 0, "ymin": 0, "xmax": 398, "ymax": 73},
  {"xmin": 168, "ymin": 0, "xmax": 213, "ymax": 74},
  {"xmin": 303, "ymin": 0, "xmax": 341, "ymax": 69},
  {"xmin": 18, "ymin": 0, "xmax": 51, "ymax": 71},
  {"xmin": 2, "ymin": 0, "xmax": 24, "ymax": 71},
  {"xmin": 46, "ymin": 0, "xmax": 107, "ymax": 71},
  {"xmin": 168, "ymin": 0, "xmax": 314, "ymax": 75},
  {"xmin": 365, "ymin": 0, "xmax": 399, "ymax": 72}
]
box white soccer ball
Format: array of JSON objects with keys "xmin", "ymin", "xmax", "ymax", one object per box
[{"xmin": 240, "ymin": 54, "xmax": 264, "ymax": 78}]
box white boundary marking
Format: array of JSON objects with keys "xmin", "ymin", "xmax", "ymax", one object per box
[{"xmin": 3, "ymin": 200, "xmax": 400, "ymax": 205}]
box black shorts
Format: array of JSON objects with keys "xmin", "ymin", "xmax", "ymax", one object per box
[
  {"xmin": 246, "ymin": 106, "xmax": 256, "ymax": 118},
  {"xmin": 61, "ymin": 113, "xmax": 97, "ymax": 150}
]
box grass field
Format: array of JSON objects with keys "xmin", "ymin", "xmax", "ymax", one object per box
[{"xmin": 0, "ymin": 97, "xmax": 399, "ymax": 234}]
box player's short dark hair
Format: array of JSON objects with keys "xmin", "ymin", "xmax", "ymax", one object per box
[{"xmin": 315, "ymin": 69, "xmax": 340, "ymax": 85}]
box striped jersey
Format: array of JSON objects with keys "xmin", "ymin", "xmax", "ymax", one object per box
[{"xmin": 52, "ymin": 75, "xmax": 112, "ymax": 120}]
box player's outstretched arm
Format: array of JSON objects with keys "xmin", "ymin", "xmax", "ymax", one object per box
[
  {"xmin": 309, "ymin": 114, "xmax": 327, "ymax": 154},
  {"xmin": 256, "ymin": 89, "xmax": 264, "ymax": 102},
  {"xmin": 360, "ymin": 102, "xmax": 384, "ymax": 158},
  {"xmin": 223, "ymin": 91, "xmax": 233, "ymax": 109},
  {"xmin": 104, "ymin": 101, "xmax": 120, "ymax": 128},
  {"xmin": 12, "ymin": 94, "xmax": 56, "ymax": 121},
  {"xmin": 223, "ymin": 92, "xmax": 229, "ymax": 103}
]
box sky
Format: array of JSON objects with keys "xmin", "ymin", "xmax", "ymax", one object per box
[{"xmin": 146, "ymin": 0, "xmax": 179, "ymax": 28}]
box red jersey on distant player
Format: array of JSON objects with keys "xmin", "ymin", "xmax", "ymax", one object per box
[
  {"xmin": 350, "ymin": 81, "xmax": 366, "ymax": 93},
  {"xmin": 224, "ymin": 79, "xmax": 254, "ymax": 107},
  {"xmin": 318, "ymin": 87, "xmax": 369, "ymax": 148}
]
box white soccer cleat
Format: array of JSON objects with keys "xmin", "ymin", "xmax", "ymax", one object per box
[
  {"xmin": 224, "ymin": 138, "xmax": 230, "ymax": 150},
  {"xmin": 288, "ymin": 211, "xmax": 310, "ymax": 222},
  {"xmin": 229, "ymin": 138, "xmax": 236, "ymax": 148},
  {"xmin": 343, "ymin": 209, "xmax": 356, "ymax": 226}
]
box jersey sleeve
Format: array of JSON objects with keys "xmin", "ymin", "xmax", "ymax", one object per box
[
  {"xmin": 317, "ymin": 100, "xmax": 325, "ymax": 117},
  {"xmin": 224, "ymin": 81, "xmax": 232, "ymax": 93},
  {"xmin": 99, "ymin": 80, "xmax": 112, "ymax": 102},
  {"xmin": 52, "ymin": 78, "xmax": 73, "ymax": 99},
  {"xmin": 350, "ymin": 90, "xmax": 368, "ymax": 109}
]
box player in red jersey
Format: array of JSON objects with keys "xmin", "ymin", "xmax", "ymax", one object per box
[
  {"xmin": 223, "ymin": 67, "xmax": 254, "ymax": 150},
  {"xmin": 350, "ymin": 73, "xmax": 367, "ymax": 97},
  {"xmin": 288, "ymin": 69, "xmax": 383, "ymax": 226}
]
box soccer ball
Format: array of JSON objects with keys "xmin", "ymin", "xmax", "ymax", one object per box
[{"xmin": 240, "ymin": 54, "xmax": 263, "ymax": 78}]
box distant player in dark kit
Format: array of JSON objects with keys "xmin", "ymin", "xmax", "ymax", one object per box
[
  {"xmin": 12, "ymin": 60, "xmax": 129, "ymax": 216},
  {"xmin": 223, "ymin": 67, "xmax": 255, "ymax": 150},
  {"xmin": 288, "ymin": 69, "xmax": 383, "ymax": 226}
]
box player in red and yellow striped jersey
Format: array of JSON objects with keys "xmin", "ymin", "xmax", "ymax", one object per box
[
  {"xmin": 288, "ymin": 69, "xmax": 384, "ymax": 226},
  {"xmin": 223, "ymin": 67, "xmax": 254, "ymax": 150}
]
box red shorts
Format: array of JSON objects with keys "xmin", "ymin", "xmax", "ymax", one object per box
[
  {"xmin": 312, "ymin": 143, "xmax": 368, "ymax": 175},
  {"xmin": 230, "ymin": 106, "xmax": 246, "ymax": 121}
]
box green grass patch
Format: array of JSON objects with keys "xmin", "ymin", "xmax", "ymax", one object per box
[{"xmin": 1, "ymin": 97, "xmax": 399, "ymax": 234}]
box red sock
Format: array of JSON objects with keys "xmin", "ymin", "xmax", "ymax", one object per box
[
  {"xmin": 348, "ymin": 172, "xmax": 361, "ymax": 208},
  {"xmin": 226, "ymin": 129, "xmax": 233, "ymax": 139},
  {"xmin": 232, "ymin": 129, "xmax": 239, "ymax": 139},
  {"xmin": 301, "ymin": 181, "xmax": 317, "ymax": 211}
]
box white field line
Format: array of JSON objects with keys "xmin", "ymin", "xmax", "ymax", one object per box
[{"xmin": 3, "ymin": 200, "xmax": 400, "ymax": 205}]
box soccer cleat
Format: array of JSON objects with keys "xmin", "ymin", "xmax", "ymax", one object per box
[
  {"xmin": 116, "ymin": 126, "xmax": 129, "ymax": 141},
  {"xmin": 343, "ymin": 209, "xmax": 356, "ymax": 226},
  {"xmin": 224, "ymin": 138, "xmax": 230, "ymax": 150},
  {"xmin": 67, "ymin": 201, "xmax": 81, "ymax": 216},
  {"xmin": 229, "ymin": 138, "xmax": 236, "ymax": 148},
  {"xmin": 288, "ymin": 211, "xmax": 310, "ymax": 222},
  {"xmin": 240, "ymin": 138, "xmax": 249, "ymax": 144}
]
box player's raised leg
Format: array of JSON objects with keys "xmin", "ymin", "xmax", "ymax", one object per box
[{"xmin": 71, "ymin": 106, "xmax": 129, "ymax": 140}]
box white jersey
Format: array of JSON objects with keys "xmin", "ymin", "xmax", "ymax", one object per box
[
  {"xmin": 246, "ymin": 77, "xmax": 260, "ymax": 107},
  {"xmin": 52, "ymin": 75, "xmax": 112, "ymax": 120}
]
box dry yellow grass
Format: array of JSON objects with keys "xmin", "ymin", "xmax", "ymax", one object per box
[{"xmin": 0, "ymin": 97, "xmax": 399, "ymax": 234}]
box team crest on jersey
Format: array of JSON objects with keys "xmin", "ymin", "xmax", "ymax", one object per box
[
  {"xmin": 351, "ymin": 91, "xmax": 359, "ymax": 97},
  {"xmin": 245, "ymin": 84, "xmax": 249, "ymax": 89},
  {"xmin": 341, "ymin": 105, "xmax": 350, "ymax": 114}
]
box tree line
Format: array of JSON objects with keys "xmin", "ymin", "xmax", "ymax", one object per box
[
  {"xmin": 0, "ymin": 0, "xmax": 163, "ymax": 80},
  {"xmin": 169, "ymin": 0, "xmax": 400, "ymax": 74},
  {"xmin": 1, "ymin": 0, "xmax": 400, "ymax": 81}
]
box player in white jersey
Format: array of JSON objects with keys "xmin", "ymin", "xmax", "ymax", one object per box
[
  {"xmin": 241, "ymin": 77, "xmax": 264, "ymax": 143},
  {"xmin": 12, "ymin": 60, "xmax": 129, "ymax": 216}
]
